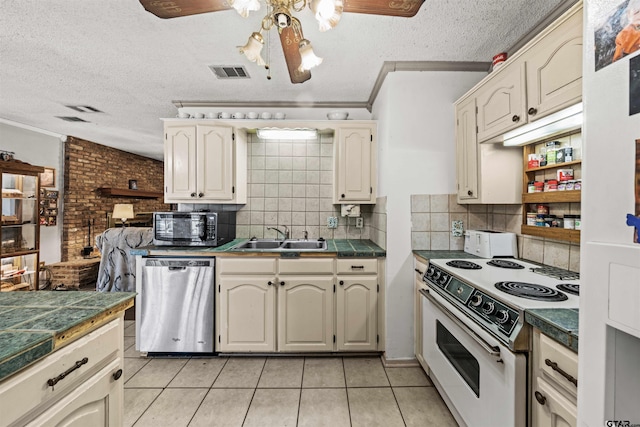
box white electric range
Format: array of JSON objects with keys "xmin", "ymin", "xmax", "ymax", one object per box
[{"xmin": 420, "ymin": 257, "xmax": 579, "ymax": 427}]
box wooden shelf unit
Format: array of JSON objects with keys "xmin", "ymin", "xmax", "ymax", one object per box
[
  {"xmin": 96, "ymin": 187, "xmax": 163, "ymax": 199},
  {"xmin": 521, "ymin": 138, "xmax": 582, "ymax": 243}
]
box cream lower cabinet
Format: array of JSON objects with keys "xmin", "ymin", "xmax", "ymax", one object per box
[
  {"xmin": 413, "ymin": 256, "xmax": 428, "ymax": 370},
  {"xmin": 336, "ymin": 258, "xmax": 378, "ymax": 351},
  {"xmin": 0, "ymin": 318, "xmax": 124, "ymax": 427},
  {"xmin": 217, "ymin": 258, "xmax": 277, "ymax": 352},
  {"xmin": 217, "ymin": 256, "xmax": 381, "ymax": 353},
  {"xmin": 531, "ymin": 328, "xmax": 578, "ymax": 427}
]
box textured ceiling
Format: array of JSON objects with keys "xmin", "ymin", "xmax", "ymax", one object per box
[{"xmin": 0, "ymin": 0, "xmax": 574, "ymax": 160}]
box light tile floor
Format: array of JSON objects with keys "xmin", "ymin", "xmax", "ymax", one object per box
[{"xmin": 123, "ymin": 321, "xmax": 458, "ymax": 427}]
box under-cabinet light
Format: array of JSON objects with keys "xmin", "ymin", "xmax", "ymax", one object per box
[
  {"xmin": 503, "ymin": 103, "xmax": 583, "ymax": 146},
  {"xmin": 256, "ymin": 128, "xmax": 318, "ymax": 140}
]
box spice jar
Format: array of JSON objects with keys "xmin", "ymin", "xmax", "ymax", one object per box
[
  {"xmin": 534, "ymin": 181, "xmax": 544, "ymax": 192},
  {"xmin": 544, "ymin": 179, "xmax": 558, "ymax": 192},
  {"xmin": 527, "ymin": 212, "xmax": 537, "ymax": 226},
  {"xmin": 564, "ymin": 214, "xmax": 577, "ymax": 229},
  {"xmin": 537, "ymin": 204, "xmax": 549, "ymax": 215},
  {"xmin": 574, "ymin": 179, "xmax": 582, "ymax": 190},
  {"xmin": 528, "ymin": 181, "xmax": 536, "ymax": 193},
  {"xmin": 536, "ymin": 215, "xmax": 546, "ymax": 227}
]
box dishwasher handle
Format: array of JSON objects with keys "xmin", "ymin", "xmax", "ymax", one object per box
[
  {"xmin": 168, "ymin": 266, "xmax": 187, "ymax": 271},
  {"xmin": 144, "ymin": 258, "xmax": 214, "ymax": 268}
]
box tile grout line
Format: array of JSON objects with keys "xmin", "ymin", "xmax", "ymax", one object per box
[
  {"xmin": 381, "ymin": 358, "xmax": 409, "ymax": 427},
  {"xmin": 185, "ymin": 357, "xmax": 230, "ymax": 425},
  {"xmin": 240, "ymin": 357, "xmax": 267, "ymax": 426},
  {"xmin": 340, "ymin": 357, "xmax": 354, "ymax": 427}
]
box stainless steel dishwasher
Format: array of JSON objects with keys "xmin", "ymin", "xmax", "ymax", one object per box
[{"xmin": 136, "ymin": 257, "xmax": 215, "ymax": 353}]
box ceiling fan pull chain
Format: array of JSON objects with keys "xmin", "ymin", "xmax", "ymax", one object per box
[{"xmin": 266, "ymin": 26, "xmax": 272, "ymax": 80}]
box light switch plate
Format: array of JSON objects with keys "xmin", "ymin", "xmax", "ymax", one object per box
[
  {"xmin": 327, "ymin": 217, "xmax": 338, "ymax": 229},
  {"xmin": 452, "ymin": 220, "xmax": 464, "ymax": 237}
]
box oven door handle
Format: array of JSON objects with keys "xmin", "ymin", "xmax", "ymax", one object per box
[{"xmin": 419, "ymin": 288, "xmax": 502, "ymax": 359}]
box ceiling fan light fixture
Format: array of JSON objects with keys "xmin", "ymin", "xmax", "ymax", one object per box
[
  {"xmin": 310, "ymin": 0, "xmax": 343, "ymax": 31},
  {"xmin": 229, "ymin": 0, "xmax": 261, "ymax": 18},
  {"xmin": 238, "ymin": 32, "xmax": 266, "ymax": 66},
  {"xmin": 298, "ymin": 39, "xmax": 322, "ymax": 71},
  {"xmin": 273, "ymin": 7, "xmax": 292, "ymax": 28}
]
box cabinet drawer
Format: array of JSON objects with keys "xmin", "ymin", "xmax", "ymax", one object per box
[
  {"xmin": 538, "ymin": 333, "xmax": 578, "ymax": 397},
  {"xmin": 218, "ymin": 257, "xmax": 277, "ymax": 274},
  {"xmin": 337, "ymin": 258, "xmax": 377, "ymax": 274},
  {"xmin": 0, "ymin": 319, "xmax": 122, "ymax": 427},
  {"xmin": 279, "ymin": 258, "xmax": 334, "ymax": 275}
]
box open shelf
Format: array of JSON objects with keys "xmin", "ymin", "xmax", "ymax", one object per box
[
  {"xmin": 96, "ymin": 187, "xmax": 163, "ymax": 199},
  {"xmin": 521, "ymin": 225, "xmax": 580, "ymax": 243},
  {"xmin": 522, "ymin": 190, "xmax": 581, "ymax": 204}
]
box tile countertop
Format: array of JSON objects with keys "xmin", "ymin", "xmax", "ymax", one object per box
[
  {"xmin": 131, "ymin": 239, "xmax": 386, "ymax": 258},
  {"xmin": 0, "ymin": 292, "xmax": 135, "ymax": 382},
  {"xmin": 413, "ymin": 250, "xmax": 579, "ymax": 353}
]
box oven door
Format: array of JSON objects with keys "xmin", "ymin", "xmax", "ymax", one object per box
[{"xmin": 421, "ymin": 288, "xmax": 526, "ymax": 427}]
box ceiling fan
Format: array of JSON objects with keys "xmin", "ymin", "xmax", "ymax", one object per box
[{"xmin": 139, "ymin": 0, "xmax": 424, "ymax": 84}]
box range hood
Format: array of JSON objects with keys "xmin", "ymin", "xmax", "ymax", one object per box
[{"xmin": 503, "ymin": 103, "xmax": 583, "ymax": 146}]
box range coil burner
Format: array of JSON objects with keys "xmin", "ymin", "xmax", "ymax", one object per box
[
  {"xmin": 495, "ymin": 281, "xmax": 568, "ymax": 301},
  {"xmin": 445, "ymin": 260, "xmax": 482, "ymax": 269},
  {"xmin": 487, "ymin": 259, "xmax": 524, "ymax": 269},
  {"xmin": 556, "ymin": 283, "xmax": 580, "ymax": 296}
]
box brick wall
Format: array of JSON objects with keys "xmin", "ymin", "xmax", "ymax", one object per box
[{"xmin": 62, "ymin": 137, "xmax": 168, "ymax": 260}]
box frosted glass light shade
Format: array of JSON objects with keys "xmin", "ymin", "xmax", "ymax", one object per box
[
  {"xmin": 298, "ymin": 39, "xmax": 322, "ymax": 71},
  {"xmin": 256, "ymin": 128, "xmax": 318, "ymax": 140},
  {"xmin": 238, "ymin": 32, "xmax": 266, "ymax": 66},
  {"xmin": 229, "ymin": 0, "xmax": 260, "ymax": 18},
  {"xmin": 310, "ymin": 0, "xmax": 343, "ymax": 31}
]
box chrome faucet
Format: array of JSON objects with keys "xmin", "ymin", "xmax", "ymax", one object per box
[
  {"xmin": 267, "ymin": 225, "xmax": 289, "ymax": 241},
  {"xmin": 303, "ymin": 230, "xmax": 308, "ymax": 240}
]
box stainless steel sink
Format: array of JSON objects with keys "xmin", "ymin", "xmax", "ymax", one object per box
[
  {"xmin": 232, "ymin": 239, "xmax": 282, "ymax": 250},
  {"xmin": 279, "ymin": 240, "xmax": 327, "ymax": 250},
  {"xmin": 231, "ymin": 238, "xmax": 327, "ymax": 251}
]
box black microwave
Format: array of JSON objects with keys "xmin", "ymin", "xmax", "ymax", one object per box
[{"xmin": 152, "ymin": 212, "xmax": 235, "ymax": 247}]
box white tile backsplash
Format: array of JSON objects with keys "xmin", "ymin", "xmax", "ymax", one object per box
[{"xmin": 410, "ymin": 193, "xmax": 579, "ymax": 271}]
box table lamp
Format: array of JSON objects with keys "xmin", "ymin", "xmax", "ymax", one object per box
[{"xmin": 112, "ymin": 204, "xmax": 134, "ymax": 226}]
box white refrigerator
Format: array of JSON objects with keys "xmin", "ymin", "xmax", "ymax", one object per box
[{"xmin": 580, "ymin": 1, "xmax": 640, "ymax": 425}]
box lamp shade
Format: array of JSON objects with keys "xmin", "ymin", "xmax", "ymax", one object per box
[
  {"xmin": 239, "ymin": 32, "xmax": 266, "ymax": 66},
  {"xmin": 229, "ymin": 0, "xmax": 260, "ymax": 18},
  {"xmin": 112, "ymin": 204, "xmax": 134, "ymax": 222},
  {"xmin": 310, "ymin": 0, "xmax": 343, "ymax": 31},
  {"xmin": 298, "ymin": 39, "xmax": 322, "ymax": 71}
]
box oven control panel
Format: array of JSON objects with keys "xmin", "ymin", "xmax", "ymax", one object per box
[
  {"xmin": 423, "ymin": 265, "xmax": 474, "ymax": 304},
  {"xmin": 467, "ymin": 290, "xmax": 519, "ymax": 337}
]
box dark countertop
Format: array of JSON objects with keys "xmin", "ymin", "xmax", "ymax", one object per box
[
  {"xmin": 525, "ymin": 309, "xmax": 579, "ymax": 352},
  {"xmin": 131, "ymin": 239, "xmax": 386, "ymax": 257},
  {"xmin": 0, "ymin": 292, "xmax": 135, "ymax": 382},
  {"xmin": 413, "ymin": 250, "xmax": 578, "ymax": 352}
]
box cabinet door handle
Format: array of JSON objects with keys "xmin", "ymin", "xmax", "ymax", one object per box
[
  {"xmin": 414, "ymin": 268, "xmax": 423, "ymax": 275},
  {"xmin": 190, "ymin": 192, "xmax": 196, "ymax": 198},
  {"xmin": 351, "ymin": 265, "xmax": 364, "ymax": 270},
  {"xmin": 512, "ymin": 115, "xmax": 520, "ymax": 122},
  {"xmin": 341, "ymin": 194, "xmax": 345, "ymax": 198},
  {"xmin": 339, "ymin": 280, "xmax": 344, "ymax": 286},
  {"xmin": 545, "ymin": 358, "xmax": 578, "ymax": 386},
  {"xmin": 267, "ymin": 281, "xmax": 273, "ymax": 286},
  {"xmin": 467, "ymin": 190, "xmax": 473, "ymax": 196},
  {"xmin": 47, "ymin": 357, "xmax": 89, "ymax": 389},
  {"xmin": 528, "ymin": 107, "xmax": 538, "ymax": 116},
  {"xmin": 112, "ymin": 369, "xmax": 123, "ymax": 381},
  {"xmin": 534, "ymin": 391, "xmax": 546, "ymax": 405},
  {"xmin": 280, "ymin": 281, "xmax": 285, "ymax": 286}
]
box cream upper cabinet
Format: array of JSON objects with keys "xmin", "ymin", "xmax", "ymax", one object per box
[
  {"xmin": 455, "ymin": 96, "xmax": 523, "ymax": 205},
  {"xmin": 218, "ymin": 276, "xmax": 277, "ymax": 352},
  {"xmin": 164, "ymin": 122, "xmax": 247, "ymax": 204},
  {"xmin": 334, "ymin": 124, "xmax": 376, "ymax": 204},
  {"xmin": 455, "ymin": 97, "xmax": 479, "ymax": 202},
  {"xmin": 525, "ymin": 4, "xmax": 583, "ymax": 121},
  {"xmin": 476, "ymin": 62, "xmax": 527, "ymax": 142},
  {"xmin": 277, "ymin": 277, "xmax": 334, "ymax": 352}
]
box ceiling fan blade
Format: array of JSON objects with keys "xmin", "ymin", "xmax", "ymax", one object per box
[
  {"xmin": 139, "ymin": 0, "xmax": 232, "ymax": 19},
  {"xmin": 278, "ymin": 25, "xmax": 312, "ymax": 84},
  {"xmin": 343, "ymin": 0, "xmax": 424, "ymax": 17}
]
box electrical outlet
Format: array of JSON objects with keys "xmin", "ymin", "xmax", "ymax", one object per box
[
  {"xmin": 327, "ymin": 217, "xmax": 338, "ymax": 229},
  {"xmin": 355, "ymin": 217, "xmax": 364, "ymax": 228},
  {"xmin": 452, "ymin": 220, "xmax": 464, "ymax": 237}
]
